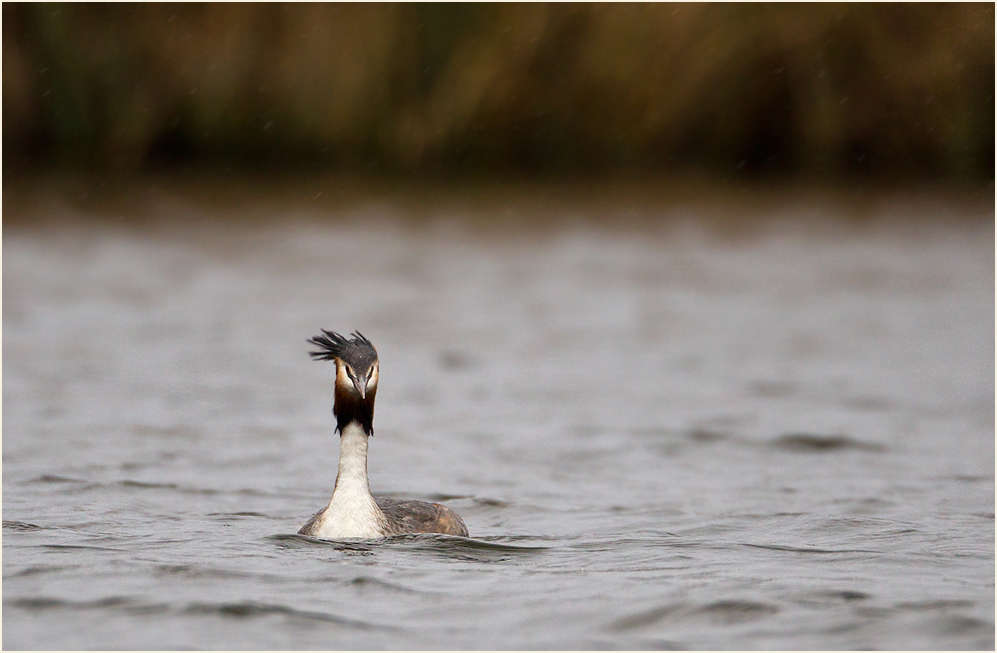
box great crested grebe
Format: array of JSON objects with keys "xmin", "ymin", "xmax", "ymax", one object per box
[{"xmin": 298, "ymin": 330, "xmax": 469, "ymax": 539}]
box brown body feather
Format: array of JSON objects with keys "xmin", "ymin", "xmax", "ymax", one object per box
[{"xmin": 376, "ymin": 497, "xmax": 469, "ymax": 537}]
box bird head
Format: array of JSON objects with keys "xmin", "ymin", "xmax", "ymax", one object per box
[{"xmin": 309, "ymin": 330, "xmax": 379, "ymax": 434}]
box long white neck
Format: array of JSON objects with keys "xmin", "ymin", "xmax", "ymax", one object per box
[
  {"xmin": 334, "ymin": 423, "xmax": 375, "ymax": 499},
  {"xmin": 310, "ymin": 422, "xmax": 386, "ymax": 538}
]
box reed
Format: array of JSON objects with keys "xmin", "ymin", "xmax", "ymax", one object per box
[{"xmin": 4, "ymin": 3, "xmax": 992, "ymax": 179}]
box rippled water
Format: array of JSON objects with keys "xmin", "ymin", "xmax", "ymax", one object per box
[{"xmin": 3, "ymin": 182, "xmax": 994, "ymax": 649}]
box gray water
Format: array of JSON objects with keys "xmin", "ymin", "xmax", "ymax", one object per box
[{"xmin": 3, "ymin": 183, "xmax": 994, "ymax": 649}]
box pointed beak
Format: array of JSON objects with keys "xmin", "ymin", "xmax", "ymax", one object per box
[{"xmin": 352, "ymin": 376, "xmax": 367, "ymax": 399}]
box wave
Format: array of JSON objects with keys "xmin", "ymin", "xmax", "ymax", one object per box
[
  {"xmin": 613, "ymin": 599, "xmax": 780, "ymax": 630},
  {"xmin": 182, "ymin": 601, "xmax": 387, "ymax": 629},
  {"xmin": 770, "ymin": 433, "xmax": 887, "ymax": 452},
  {"xmin": 269, "ymin": 532, "xmax": 549, "ymax": 562},
  {"xmin": 2, "ymin": 520, "xmax": 45, "ymax": 531},
  {"xmin": 7, "ymin": 595, "xmax": 386, "ymax": 630}
]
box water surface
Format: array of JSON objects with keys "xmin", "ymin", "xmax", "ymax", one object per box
[{"xmin": 3, "ymin": 183, "xmax": 994, "ymax": 649}]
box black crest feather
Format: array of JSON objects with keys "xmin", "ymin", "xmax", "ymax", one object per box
[{"xmin": 308, "ymin": 330, "xmax": 377, "ymax": 369}]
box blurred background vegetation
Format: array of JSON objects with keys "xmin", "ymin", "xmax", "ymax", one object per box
[{"xmin": 3, "ymin": 3, "xmax": 993, "ymax": 182}]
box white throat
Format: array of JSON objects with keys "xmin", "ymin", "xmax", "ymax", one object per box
[{"xmin": 308, "ymin": 422, "xmax": 386, "ymax": 539}]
